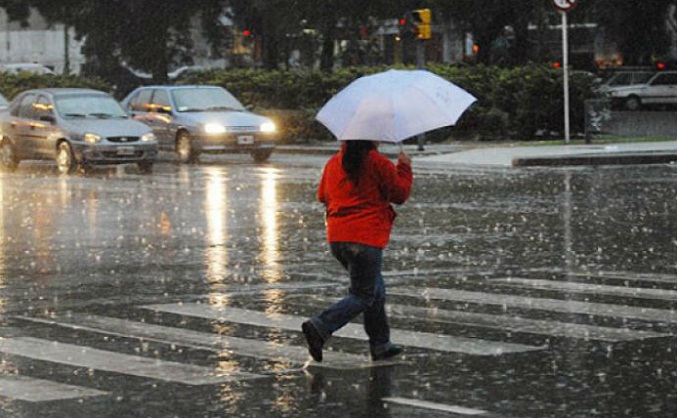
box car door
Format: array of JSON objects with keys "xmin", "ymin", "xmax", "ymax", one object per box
[
  {"xmin": 7, "ymin": 93, "xmax": 38, "ymax": 157},
  {"xmin": 30, "ymin": 94, "xmax": 61, "ymax": 158},
  {"xmin": 647, "ymin": 73, "xmax": 677, "ymax": 105},
  {"xmin": 145, "ymin": 89, "xmax": 176, "ymax": 150},
  {"xmin": 126, "ymin": 88, "xmax": 153, "ymax": 123}
]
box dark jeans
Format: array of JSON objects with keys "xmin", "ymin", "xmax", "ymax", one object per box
[{"xmin": 309, "ymin": 242, "xmax": 392, "ymax": 355}]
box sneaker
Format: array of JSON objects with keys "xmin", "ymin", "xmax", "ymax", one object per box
[
  {"xmin": 371, "ymin": 343, "xmax": 403, "ymax": 361},
  {"xmin": 302, "ymin": 321, "xmax": 324, "ymax": 362}
]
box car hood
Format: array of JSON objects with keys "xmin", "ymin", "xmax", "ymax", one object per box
[
  {"xmin": 61, "ymin": 118, "xmax": 152, "ymax": 137},
  {"xmin": 178, "ymin": 111, "xmax": 272, "ymax": 127}
]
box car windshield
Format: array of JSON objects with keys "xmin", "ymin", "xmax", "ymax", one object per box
[
  {"xmin": 171, "ymin": 88, "xmax": 245, "ymax": 112},
  {"xmin": 56, "ymin": 94, "xmax": 129, "ymax": 119}
]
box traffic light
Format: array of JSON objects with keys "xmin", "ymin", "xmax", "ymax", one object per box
[
  {"xmin": 412, "ymin": 8, "xmax": 431, "ymax": 40},
  {"xmin": 399, "ymin": 12, "xmax": 418, "ymax": 37}
]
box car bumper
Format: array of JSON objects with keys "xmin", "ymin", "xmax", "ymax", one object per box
[
  {"xmin": 76, "ymin": 143, "xmax": 158, "ymax": 165},
  {"xmin": 193, "ymin": 134, "xmax": 277, "ymax": 154}
]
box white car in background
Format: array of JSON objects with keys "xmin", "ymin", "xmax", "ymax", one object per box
[
  {"xmin": 0, "ymin": 63, "xmax": 55, "ymax": 75},
  {"xmin": 599, "ymin": 70, "xmax": 654, "ymax": 93},
  {"xmin": 605, "ymin": 71, "xmax": 677, "ymax": 110}
]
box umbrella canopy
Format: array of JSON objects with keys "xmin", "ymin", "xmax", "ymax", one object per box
[{"xmin": 316, "ymin": 69, "xmax": 477, "ymax": 143}]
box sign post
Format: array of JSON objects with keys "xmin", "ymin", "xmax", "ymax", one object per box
[{"xmin": 552, "ymin": 0, "xmax": 576, "ymax": 143}]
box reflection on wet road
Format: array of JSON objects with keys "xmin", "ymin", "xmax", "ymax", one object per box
[{"xmin": 0, "ymin": 155, "xmax": 675, "ymax": 417}]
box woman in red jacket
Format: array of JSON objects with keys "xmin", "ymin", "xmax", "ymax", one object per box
[{"xmin": 302, "ymin": 140, "xmax": 413, "ymax": 362}]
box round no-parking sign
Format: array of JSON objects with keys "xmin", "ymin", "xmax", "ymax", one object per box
[{"xmin": 552, "ymin": 0, "xmax": 576, "ymax": 12}]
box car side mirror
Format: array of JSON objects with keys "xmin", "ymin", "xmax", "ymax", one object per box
[{"xmin": 39, "ymin": 115, "xmax": 56, "ymax": 124}]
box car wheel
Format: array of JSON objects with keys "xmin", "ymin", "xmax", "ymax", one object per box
[
  {"xmin": 251, "ymin": 148, "xmax": 273, "ymax": 163},
  {"xmin": 624, "ymin": 95, "xmax": 641, "ymax": 111},
  {"xmin": 56, "ymin": 141, "xmax": 78, "ymax": 174},
  {"xmin": 176, "ymin": 131, "xmax": 198, "ymax": 163},
  {"xmin": 137, "ymin": 161, "xmax": 153, "ymax": 174},
  {"xmin": 0, "ymin": 139, "xmax": 19, "ymax": 171}
]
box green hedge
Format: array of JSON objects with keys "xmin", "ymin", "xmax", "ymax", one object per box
[
  {"xmin": 0, "ymin": 65, "xmax": 601, "ymax": 143},
  {"xmin": 0, "ymin": 73, "xmax": 111, "ymax": 100},
  {"xmin": 181, "ymin": 64, "xmax": 602, "ymax": 142}
]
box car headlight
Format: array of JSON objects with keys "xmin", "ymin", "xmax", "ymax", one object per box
[
  {"xmin": 140, "ymin": 132, "xmax": 156, "ymax": 142},
  {"xmin": 203, "ymin": 123, "xmax": 227, "ymax": 135},
  {"xmin": 84, "ymin": 133, "xmax": 102, "ymax": 144},
  {"xmin": 260, "ymin": 121, "xmax": 276, "ymax": 133}
]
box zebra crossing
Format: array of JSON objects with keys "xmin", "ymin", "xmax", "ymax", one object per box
[{"xmin": 0, "ymin": 270, "xmax": 675, "ymax": 415}]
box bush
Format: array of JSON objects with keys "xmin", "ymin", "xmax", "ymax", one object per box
[
  {"xmin": 1, "ymin": 65, "xmax": 599, "ymax": 143},
  {"xmin": 0, "ymin": 73, "xmax": 111, "ymax": 100},
  {"xmin": 184, "ymin": 64, "xmax": 601, "ymax": 142}
]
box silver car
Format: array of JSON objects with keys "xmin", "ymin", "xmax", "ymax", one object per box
[
  {"xmin": 605, "ymin": 71, "xmax": 677, "ymax": 110},
  {"xmin": 0, "ymin": 88, "xmax": 158, "ymax": 174},
  {"xmin": 121, "ymin": 85, "xmax": 278, "ymax": 163}
]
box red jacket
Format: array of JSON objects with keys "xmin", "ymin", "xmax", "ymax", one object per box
[{"xmin": 318, "ymin": 147, "xmax": 413, "ymax": 248}]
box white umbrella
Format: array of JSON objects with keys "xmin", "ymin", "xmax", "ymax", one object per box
[{"xmin": 316, "ymin": 69, "xmax": 477, "ymax": 143}]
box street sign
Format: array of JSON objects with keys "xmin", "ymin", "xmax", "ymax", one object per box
[{"xmin": 552, "ymin": 0, "xmax": 576, "ymax": 12}]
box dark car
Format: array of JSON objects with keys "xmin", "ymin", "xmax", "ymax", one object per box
[
  {"xmin": 120, "ymin": 85, "xmax": 278, "ymax": 163},
  {"xmin": 0, "ymin": 88, "xmax": 158, "ymax": 174}
]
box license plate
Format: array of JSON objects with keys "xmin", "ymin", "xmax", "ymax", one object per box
[
  {"xmin": 237, "ymin": 135, "xmax": 255, "ymax": 145},
  {"xmin": 117, "ymin": 146, "xmax": 135, "ymax": 155}
]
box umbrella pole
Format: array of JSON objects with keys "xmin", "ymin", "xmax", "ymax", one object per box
[{"xmin": 399, "ymin": 142, "xmax": 404, "ymax": 152}]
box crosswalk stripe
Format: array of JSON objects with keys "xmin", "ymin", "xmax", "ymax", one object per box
[
  {"xmin": 385, "ymin": 304, "xmax": 669, "ymax": 342},
  {"xmin": 493, "ymin": 277, "xmax": 677, "ymax": 301},
  {"xmin": 297, "ymin": 296, "xmax": 669, "ymax": 342},
  {"xmin": 389, "ymin": 287, "xmax": 677, "ymax": 325},
  {"xmin": 142, "ymin": 304, "xmax": 545, "ymax": 356},
  {"xmin": 0, "ymin": 337, "xmax": 263, "ymax": 386},
  {"xmin": 382, "ymin": 397, "xmax": 488, "ymax": 415},
  {"xmin": 572, "ymin": 271, "xmax": 677, "ymax": 285},
  {"xmin": 0, "ymin": 375, "xmax": 108, "ymax": 402},
  {"xmin": 15, "ymin": 315, "xmax": 390, "ymax": 370}
]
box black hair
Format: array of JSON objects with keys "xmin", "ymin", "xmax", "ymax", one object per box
[{"xmin": 342, "ymin": 140, "xmax": 376, "ymax": 185}]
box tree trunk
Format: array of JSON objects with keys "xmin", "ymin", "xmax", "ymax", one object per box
[{"xmin": 320, "ymin": 24, "xmax": 335, "ymax": 71}]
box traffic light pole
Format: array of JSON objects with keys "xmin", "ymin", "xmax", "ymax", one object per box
[
  {"xmin": 412, "ymin": 8, "xmax": 431, "ymax": 151},
  {"xmin": 416, "ymin": 40, "xmax": 426, "ymax": 150}
]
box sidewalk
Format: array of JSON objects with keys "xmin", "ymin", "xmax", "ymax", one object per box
[{"xmin": 278, "ymin": 140, "xmax": 677, "ymax": 167}]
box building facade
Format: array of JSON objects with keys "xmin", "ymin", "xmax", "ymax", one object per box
[{"xmin": 0, "ymin": 8, "xmax": 85, "ymax": 74}]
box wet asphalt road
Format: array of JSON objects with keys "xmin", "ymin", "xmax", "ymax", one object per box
[{"xmin": 0, "ymin": 152, "xmax": 676, "ymax": 417}]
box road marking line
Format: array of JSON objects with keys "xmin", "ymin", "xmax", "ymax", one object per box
[
  {"xmin": 572, "ymin": 271, "xmax": 677, "ymax": 285},
  {"xmin": 389, "ymin": 287, "xmax": 677, "ymax": 324},
  {"xmin": 385, "ymin": 304, "xmax": 668, "ymax": 342},
  {"xmin": 15, "ymin": 315, "xmax": 389, "ymax": 370},
  {"xmin": 0, "ymin": 375, "xmax": 108, "ymax": 402},
  {"xmin": 299, "ymin": 296, "xmax": 668, "ymax": 342},
  {"xmin": 0, "ymin": 337, "xmax": 262, "ymax": 386},
  {"xmin": 142, "ymin": 304, "xmax": 545, "ymax": 356},
  {"xmin": 383, "ymin": 397, "xmax": 487, "ymax": 415},
  {"xmin": 493, "ymin": 277, "xmax": 677, "ymax": 301}
]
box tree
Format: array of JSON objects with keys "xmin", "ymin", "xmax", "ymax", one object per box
[
  {"xmin": 227, "ymin": 0, "xmax": 306, "ymax": 70},
  {"xmin": 584, "ymin": 0, "xmax": 675, "ymax": 65},
  {"xmin": 0, "ymin": 0, "xmax": 229, "ymax": 88},
  {"xmin": 298, "ymin": 0, "xmax": 408, "ymax": 70}
]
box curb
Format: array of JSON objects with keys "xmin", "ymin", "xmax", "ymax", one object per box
[{"xmin": 512, "ymin": 151, "xmax": 677, "ymax": 167}]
